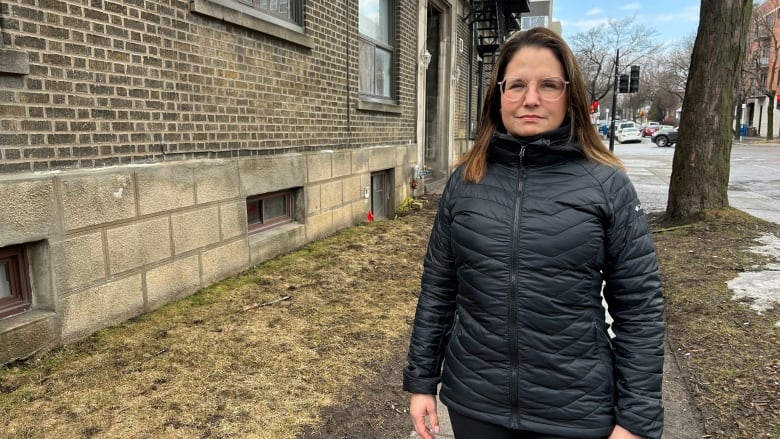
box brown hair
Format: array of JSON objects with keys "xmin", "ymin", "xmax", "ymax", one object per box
[{"xmin": 458, "ymin": 27, "xmax": 624, "ymax": 182}]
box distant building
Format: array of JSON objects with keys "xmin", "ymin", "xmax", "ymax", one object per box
[
  {"xmin": 743, "ymin": 0, "xmax": 780, "ymax": 137},
  {"xmin": 523, "ymin": 0, "xmax": 560, "ymax": 35}
]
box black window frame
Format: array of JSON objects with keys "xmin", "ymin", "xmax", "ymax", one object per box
[
  {"xmin": 0, "ymin": 245, "xmax": 32, "ymax": 319},
  {"xmin": 246, "ymin": 190, "xmax": 295, "ymax": 234}
]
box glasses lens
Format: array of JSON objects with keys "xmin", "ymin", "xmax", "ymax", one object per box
[
  {"xmin": 500, "ymin": 77, "xmax": 566, "ymax": 101},
  {"xmin": 539, "ymin": 78, "xmax": 566, "ymax": 100},
  {"xmin": 503, "ymin": 79, "xmax": 527, "ymax": 101}
]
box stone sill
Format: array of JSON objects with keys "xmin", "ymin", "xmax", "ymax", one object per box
[
  {"xmin": 0, "ymin": 309, "xmax": 55, "ymax": 332},
  {"xmin": 357, "ymin": 99, "xmax": 403, "ymax": 114}
]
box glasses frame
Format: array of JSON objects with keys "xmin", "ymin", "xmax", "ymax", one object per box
[{"xmin": 497, "ymin": 77, "xmax": 570, "ymax": 102}]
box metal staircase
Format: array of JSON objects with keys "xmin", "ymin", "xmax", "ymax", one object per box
[{"xmin": 466, "ymin": 0, "xmax": 530, "ymax": 73}]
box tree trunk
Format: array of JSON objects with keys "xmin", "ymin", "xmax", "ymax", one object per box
[{"xmin": 664, "ymin": 0, "xmax": 753, "ymax": 222}]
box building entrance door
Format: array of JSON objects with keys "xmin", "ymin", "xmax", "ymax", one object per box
[{"xmin": 424, "ymin": 6, "xmax": 441, "ymax": 178}]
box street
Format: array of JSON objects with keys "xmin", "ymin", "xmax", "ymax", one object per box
[
  {"xmin": 607, "ymin": 137, "xmax": 780, "ymax": 224},
  {"xmin": 730, "ymin": 141, "xmax": 780, "ymax": 201}
]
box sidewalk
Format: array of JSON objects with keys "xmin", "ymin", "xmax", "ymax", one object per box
[{"xmin": 411, "ymin": 147, "xmax": 780, "ymax": 438}]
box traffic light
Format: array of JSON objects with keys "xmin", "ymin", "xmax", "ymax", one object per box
[
  {"xmin": 590, "ymin": 100, "xmax": 599, "ymax": 113},
  {"xmin": 618, "ymin": 74, "xmax": 629, "ymax": 93},
  {"xmin": 629, "ymin": 65, "xmax": 640, "ymax": 93}
]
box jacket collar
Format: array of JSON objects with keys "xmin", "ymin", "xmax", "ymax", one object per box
[{"xmin": 488, "ymin": 124, "xmax": 582, "ymax": 167}]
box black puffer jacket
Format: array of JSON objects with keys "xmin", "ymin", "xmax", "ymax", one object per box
[{"xmin": 404, "ymin": 128, "xmax": 665, "ymax": 439}]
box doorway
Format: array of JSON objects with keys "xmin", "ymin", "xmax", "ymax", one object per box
[
  {"xmin": 370, "ymin": 171, "xmax": 392, "ymax": 220},
  {"xmin": 424, "ymin": 5, "xmax": 441, "ymax": 177}
]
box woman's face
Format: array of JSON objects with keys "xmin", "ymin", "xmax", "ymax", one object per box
[{"xmin": 500, "ymin": 46, "xmax": 568, "ymax": 137}]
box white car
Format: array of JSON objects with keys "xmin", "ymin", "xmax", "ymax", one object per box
[{"xmin": 617, "ymin": 127, "xmax": 642, "ymax": 143}]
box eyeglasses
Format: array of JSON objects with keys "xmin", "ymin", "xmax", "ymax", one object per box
[{"xmin": 498, "ymin": 77, "xmax": 569, "ymax": 102}]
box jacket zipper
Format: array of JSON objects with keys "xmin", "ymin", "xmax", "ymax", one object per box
[{"xmin": 509, "ymin": 145, "xmax": 526, "ymax": 429}]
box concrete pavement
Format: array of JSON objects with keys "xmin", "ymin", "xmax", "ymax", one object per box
[{"xmin": 409, "ymin": 140, "xmax": 780, "ymax": 438}]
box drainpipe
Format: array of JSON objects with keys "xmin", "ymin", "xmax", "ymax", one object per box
[
  {"xmin": 345, "ymin": 0, "xmax": 351, "ymax": 148},
  {"xmin": 476, "ymin": 55, "xmax": 484, "ymax": 131},
  {"xmin": 467, "ymin": 19, "xmax": 474, "ymax": 139}
]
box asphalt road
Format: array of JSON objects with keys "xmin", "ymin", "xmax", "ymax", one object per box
[
  {"xmin": 609, "ymin": 137, "xmax": 780, "ymax": 224},
  {"xmin": 730, "ymin": 141, "xmax": 780, "ymax": 201}
]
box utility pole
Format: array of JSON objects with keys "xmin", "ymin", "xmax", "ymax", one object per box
[
  {"xmin": 609, "ymin": 49, "xmax": 619, "ymax": 152},
  {"xmin": 608, "ymin": 50, "xmax": 640, "ymax": 152}
]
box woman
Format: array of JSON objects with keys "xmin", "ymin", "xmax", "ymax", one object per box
[{"xmin": 403, "ymin": 27, "xmax": 665, "ymax": 439}]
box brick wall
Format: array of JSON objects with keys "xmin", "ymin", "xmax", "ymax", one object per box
[
  {"xmin": 0, "ymin": 0, "xmax": 422, "ymax": 364},
  {"xmin": 0, "ymin": 0, "xmax": 418, "ymax": 173}
]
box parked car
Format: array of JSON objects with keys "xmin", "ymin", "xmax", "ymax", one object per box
[
  {"xmin": 609, "ymin": 121, "xmax": 638, "ymax": 138},
  {"xmin": 617, "ymin": 126, "xmax": 643, "ymax": 143},
  {"xmin": 652, "ymin": 126, "xmax": 678, "ymax": 147},
  {"xmin": 650, "ymin": 125, "xmax": 675, "ymax": 140},
  {"xmin": 642, "ymin": 122, "xmax": 661, "ymax": 137}
]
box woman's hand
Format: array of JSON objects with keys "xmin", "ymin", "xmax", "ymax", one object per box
[
  {"xmin": 608, "ymin": 424, "xmax": 643, "ymax": 439},
  {"xmin": 410, "ymin": 393, "xmax": 440, "ymax": 439}
]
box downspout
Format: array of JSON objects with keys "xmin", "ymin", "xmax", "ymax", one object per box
[
  {"xmin": 473, "ymin": 1, "xmax": 483, "ymax": 131},
  {"xmin": 476, "ymin": 53, "xmax": 484, "ymax": 131},
  {"xmin": 467, "ymin": 16, "xmax": 474, "ymax": 139},
  {"xmin": 345, "ymin": 0, "xmax": 351, "ymax": 148}
]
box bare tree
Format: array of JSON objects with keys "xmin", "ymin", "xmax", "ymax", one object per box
[
  {"xmin": 661, "ymin": 34, "xmax": 696, "ymax": 102},
  {"xmin": 570, "ymin": 15, "xmax": 663, "ymax": 104},
  {"xmin": 665, "ymin": 0, "xmax": 754, "ymax": 222},
  {"xmin": 640, "ymin": 34, "xmax": 694, "ymax": 124}
]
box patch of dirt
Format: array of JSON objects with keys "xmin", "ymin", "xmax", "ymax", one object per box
[{"xmin": 296, "ymin": 335, "xmax": 412, "ymax": 439}]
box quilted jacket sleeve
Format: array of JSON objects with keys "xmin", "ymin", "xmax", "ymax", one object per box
[
  {"xmin": 402, "ymin": 174, "xmax": 459, "ymax": 395},
  {"xmin": 602, "ymin": 170, "xmax": 666, "ymax": 439}
]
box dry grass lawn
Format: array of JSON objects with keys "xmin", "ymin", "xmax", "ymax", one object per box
[
  {"xmin": 1, "ymin": 196, "xmax": 779, "ymax": 439},
  {"xmin": 651, "ymin": 209, "xmax": 780, "ymax": 438},
  {"xmin": 0, "ymin": 196, "xmax": 435, "ymax": 439}
]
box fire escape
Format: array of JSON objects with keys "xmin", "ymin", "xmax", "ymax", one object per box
[
  {"xmin": 465, "ymin": 0, "xmax": 530, "ymax": 126},
  {"xmin": 467, "ymin": 0, "xmax": 530, "ymax": 75}
]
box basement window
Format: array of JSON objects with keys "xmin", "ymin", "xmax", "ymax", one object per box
[
  {"xmin": 247, "ymin": 190, "xmax": 294, "ymax": 233},
  {"xmin": 0, "ymin": 245, "xmax": 32, "ymax": 319}
]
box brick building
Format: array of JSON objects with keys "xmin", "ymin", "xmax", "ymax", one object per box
[
  {"xmin": 743, "ymin": 0, "xmax": 780, "ymax": 137},
  {"xmin": 0, "ymin": 0, "xmax": 535, "ymax": 363}
]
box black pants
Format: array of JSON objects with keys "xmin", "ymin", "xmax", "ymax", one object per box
[{"xmin": 448, "ymin": 408, "xmax": 606, "ymax": 439}]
